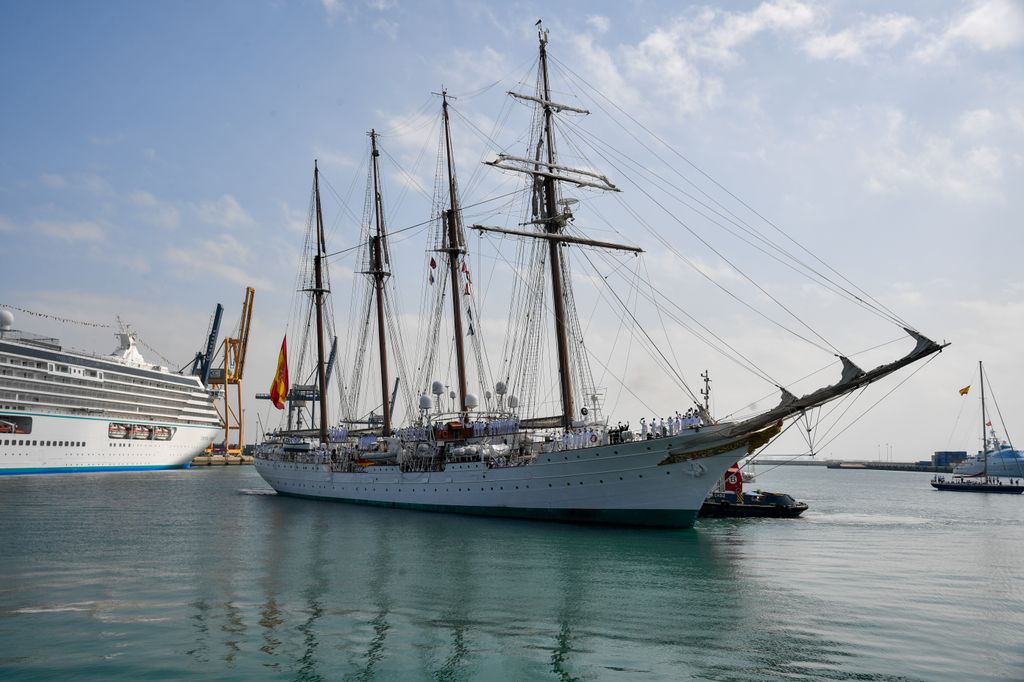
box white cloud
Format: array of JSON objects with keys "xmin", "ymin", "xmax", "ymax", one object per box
[
  {"xmin": 312, "ymin": 147, "xmax": 357, "ymax": 169},
  {"xmin": 320, "ymin": 0, "xmax": 353, "ymax": 24},
  {"xmin": 166, "ymin": 233, "xmax": 272, "ymax": 290},
  {"xmin": 437, "ymin": 46, "xmax": 510, "ymax": 93},
  {"xmin": 39, "ymin": 172, "xmax": 112, "ymax": 196},
  {"xmin": 367, "ymin": 0, "xmax": 396, "ymax": 10},
  {"xmin": 194, "ymin": 194, "xmax": 254, "ymax": 228},
  {"xmin": 373, "ymin": 18, "xmax": 397, "ymax": 40},
  {"xmin": 860, "ymin": 108, "xmax": 1004, "ymax": 201},
  {"xmin": 0, "ymin": 215, "xmax": 15, "ymax": 233},
  {"xmin": 587, "ymin": 15, "xmax": 610, "ymax": 35},
  {"xmin": 956, "ymin": 108, "xmax": 998, "ymax": 137},
  {"xmin": 279, "ymin": 200, "xmax": 309, "ymax": 235},
  {"xmin": 129, "ymin": 190, "xmax": 181, "ymax": 229},
  {"xmin": 33, "ymin": 219, "xmax": 106, "ymax": 242},
  {"xmin": 40, "ymin": 173, "xmax": 68, "ymax": 189},
  {"xmin": 914, "ymin": 0, "xmax": 1024, "ymax": 63},
  {"xmin": 804, "ymin": 14, "xmax": 918, "ymax": 61}
]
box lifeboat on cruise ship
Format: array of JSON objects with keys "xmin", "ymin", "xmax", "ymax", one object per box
[
  {"xmin": 108, "ymin": 423, "xmax": 128, "ymax": 439},
  {"xmin": 129, "ymin": 425, "xmax": 152, "ymax": 440},
  {"xmin": 152, "ymin": 426, "xmax": 173, "ymax": 440}
]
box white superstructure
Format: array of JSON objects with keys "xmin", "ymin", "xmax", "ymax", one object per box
[{"xmin": 0, "ymin": 312, "xmax": 220, "ymax": 474}]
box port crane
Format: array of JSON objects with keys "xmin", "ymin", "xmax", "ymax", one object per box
[{"xmin": 207, "ymin": 287, "xmax": 255, "ymax": 454}]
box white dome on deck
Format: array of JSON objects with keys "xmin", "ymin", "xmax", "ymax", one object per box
[
  {"xmin": 431, "ymin": 380, "xmax": 444, "ymax": 396},
  {"xmin": 465, "ymin": 393, "xmax": 479, "ymax": 409},
  {"xmin": 0, "ymin": 310, "xmax": 13, "ymax": 331},
  {"xmin": 418, "ymin": 394, "xmax": 432, "ymax": 411}
]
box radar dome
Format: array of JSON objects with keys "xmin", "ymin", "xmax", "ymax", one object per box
[
  {"xmin": 508, "ymin": 395, "xmax": 519, "ymax": 409},
  {"xmin": 465, "ymin": 393, "xmax": 479, "ymax": 409},
  {"xmin": 495, "ymin": 381, "xmax": 507, "ymax": 396},
  {"xmin": 484, "ymin": 390, "xmax": 492, "ymax": 401},
  {"xmin": 0, "ymin": 310, "xmax": 13, "ymax": 331},
  {"xmin": 449, "ymin": 390, "xmax": 456, "ymax": 401},
  {"xmin": 431, "ymin": 380, "xmax": 444, "ymax": 396},
  {"xmin": 418, "ymin": 394, "xmax": 433, "ymax": 411}
]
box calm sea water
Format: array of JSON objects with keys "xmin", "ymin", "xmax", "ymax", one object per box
[{"xmin": 1, "ymin": 465, "xmax": 1022, "ymax": 681}]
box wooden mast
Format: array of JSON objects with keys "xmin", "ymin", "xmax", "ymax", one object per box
[
  {"xmin": 369, "ymin": 130, "xmax": 392, "ymax": 436},
  {"xmin": 441, "ymin": 92, "xmax": 469, "ymax": 415},
  {"xmin": 313, "ymin": 161, "xmax": 330, "ymax": 445},
  {"xmin": 537, "ymin": 27, "xmax": 575, "ymax": 429}
]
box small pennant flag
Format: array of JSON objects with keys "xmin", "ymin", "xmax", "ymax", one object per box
[
  {"xmin": 464, "ymin": 282, "xmax": 471, "ymax": 296},
  {"xmin": 429, "ymin": 273, "xmax": 434, "ymax": 285},
  {"xmin": 986, "ymin": 420, "xmax": 993, "ymax": 427},
  {"xmin": 959, "ymin": 385, "xmax": 971, "ymax": 396},
  {"xmin": 467, "ymin": 323, "xmax": 475, "ymax": 336},
  {"xmin": 430, "ymin": 257, "xmax": 437, "ymax": 269}
]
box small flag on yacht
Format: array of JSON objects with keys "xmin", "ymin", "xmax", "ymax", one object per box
[
  {"xmin": 986, "ymin": 420, "xmax": 993, "ymax": 427},
  {"xmin": 959, "ymin": 385, "xmax": 970, "ymax": 395},
  {"xmin": 430, "ymin": 257, "xmax": 437, "ymax": 268},
  {"xmin": 269, "ymin": 336, "xmax": 289, "ymax": 410},
  {"xmin": 429, "ymin": 272, "xmax": 434, "ymax": 285},
  {"xmin": 464, "ymin": 282, "xmax": 471, "ymax": 296},
  {"xmin": 467, "ymin": 323, "xmax": 475, "ymax": 336}
]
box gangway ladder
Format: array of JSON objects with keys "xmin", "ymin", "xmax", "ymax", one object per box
[{"xmin": 207, "ymin": 287, "xmax": 255, "ymax": 455}]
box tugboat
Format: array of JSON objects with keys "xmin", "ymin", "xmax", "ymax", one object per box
[
  {"xmin": 699, "ymin": 462, "xmax": 809, "ymax": 518},
  {"xmin": 931, "ymin": 361, "xmax": 1024, "ymax": 495}
]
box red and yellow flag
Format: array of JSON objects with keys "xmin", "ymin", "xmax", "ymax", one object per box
[
  {"xmin": 959, "ymin": 385, "xmax": 970, "ymax": 396},
  {"xmin": 269, "ymin": 336, "xmax": 289, "ymax": 409}
]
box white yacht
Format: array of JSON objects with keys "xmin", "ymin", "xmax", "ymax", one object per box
[{"xmin": 0, "ymin": 310, "xmax": 221, "ymax": 474}]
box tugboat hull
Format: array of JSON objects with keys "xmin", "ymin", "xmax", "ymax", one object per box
[{"xmin": 699, "ymin": 491, "xmax": 808, "ymax": 518}]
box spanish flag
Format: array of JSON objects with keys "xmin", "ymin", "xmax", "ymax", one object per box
[
  {"xmin": 269, "ymin": 336, "xmax": 289, "ymax": 409},
  {"xmin": 959, "ymin": 385, "xmax": 970, "ymax": 396}
]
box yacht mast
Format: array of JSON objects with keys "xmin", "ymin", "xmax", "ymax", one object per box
[
  {"xmin": 441, "ymin": 92, "xmax": 469, "ymax": 415},
  {"xmin": 980, "ymin": 360, "xmax": 987, "ymax": 479},
  {"xmin": 369, "ymin": 130, "xmax": 392, "ymax": 436},
  {"xmin": 536, "ymin": 28, "xmax": 575, "ymax": 428},
  {"xmin": 313, "ymin": 161, "xmax": 330, "ymax": 445}
]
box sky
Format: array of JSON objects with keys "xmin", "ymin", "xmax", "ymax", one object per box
[{"xmin": 1, "ymin": 0, "xmax": 1022, "ymax": 461}]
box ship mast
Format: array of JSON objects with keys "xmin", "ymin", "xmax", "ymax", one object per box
[
  {"xmin": 980, "ymin": 360, "xmax": 987, "ymax": 479},
  {"xmin": 313, "ymin": 161, "xmax": 330, "ymax": 445},
  {"xmin": 536, "ymin": 30, "xmax": 575, "ymax": 429},
  {"xmin": 473, "ymin": 23, "xmax": 637, "ymax": 429},
  {"xmin": 441, "ymin": 92, "xmax": 469, "ymax": 415},
  {"xmin": 367, "ymin": 130, "xmax": 393, "ymax": 436}
]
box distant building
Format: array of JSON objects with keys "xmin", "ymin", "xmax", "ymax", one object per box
[{"xmin": 932, "ymin": 451, "xmax": 967, "ymax": 467}]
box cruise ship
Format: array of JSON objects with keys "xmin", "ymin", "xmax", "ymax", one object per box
[{"xmin": 0, "ymin": 310, "xmax": 221, "ymax": 474}]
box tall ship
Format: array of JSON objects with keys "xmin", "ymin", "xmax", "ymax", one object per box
[
  {"xmin": 254, "ymin": 25, "xmax": 946, "ymax": 527},
  {"xmin": 0, "ymin": 310, "xmax": 221, "ymax": 474}
]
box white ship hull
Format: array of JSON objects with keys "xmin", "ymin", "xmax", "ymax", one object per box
[
  {"xmin": 0, "ymin": 411, "xmax": 219, "ymax": 474},
  {"xmin": 953, "ymin": 451, "xmax": 1024, "ymax": 478},
  {"xmin": 255, "ymin": 430, "xmax": 746, "ymax": 527}
]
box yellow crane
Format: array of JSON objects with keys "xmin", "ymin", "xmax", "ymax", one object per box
[{"xmin": 207, "ymin": 287, "xmax": 255, "ymax": 455}]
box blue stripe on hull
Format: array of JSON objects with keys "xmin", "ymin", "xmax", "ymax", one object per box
[
  {"xmin": 274, "ymin": 490, "xmax": 699, "ymax": 528},
  {"xmin": 0, "ymin": 465, "xmax": 186, "ymax": 475}
]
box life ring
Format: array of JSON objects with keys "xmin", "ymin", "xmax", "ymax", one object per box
[{"xmin": 590, "ymin": 434, "xmax": 598, "ymax": 444}]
